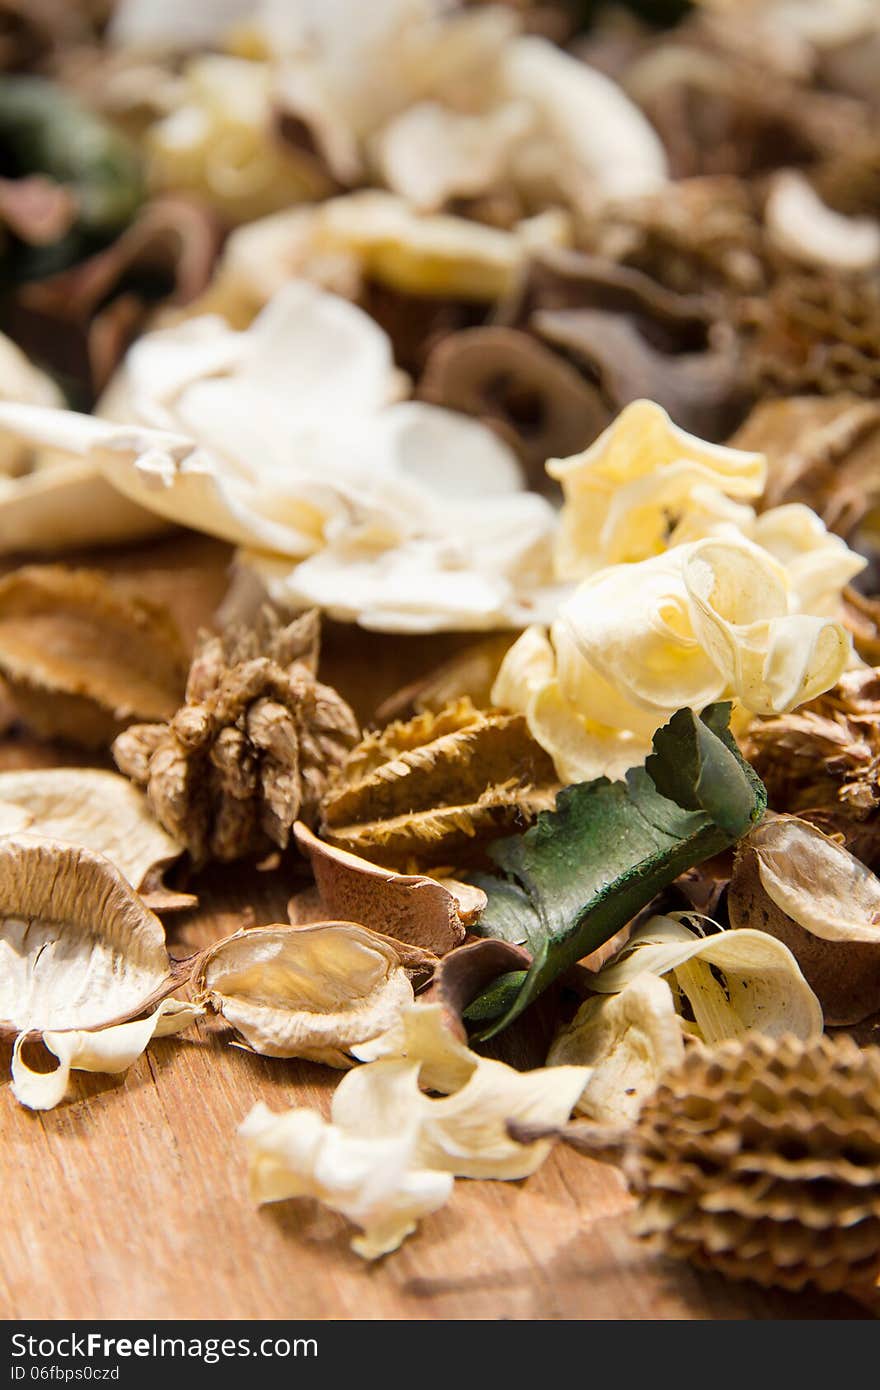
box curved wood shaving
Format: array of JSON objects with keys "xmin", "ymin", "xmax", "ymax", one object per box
[
  {"xmin": 0, "ymin": 566, "xmax": 187, "ymax": 747},
  {"xmin": 193, "ymin": 922, "xmax": 434, "ymax": 1067},
  {"xmin": 320, "ymin": 698, "xmax": 559, "ymax": 870},
  {"xmin": 0, "ymin": 767, "xmax": 185, "ymax": 894},
  {"xmin": 293, "ymin": 822, "xmax": 479, "ymax": 955},
  {"xmin": 0, "ymin": 833, "xmax": 177, "ymax": 1039}
]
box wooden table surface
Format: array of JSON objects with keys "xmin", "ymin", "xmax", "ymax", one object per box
[{"xmin": 0, "ymin": 536, "xmax": 869, "ymax": 1321}]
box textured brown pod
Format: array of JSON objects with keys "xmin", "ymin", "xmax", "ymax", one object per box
[
  {"xmin": 319, "ymin": 697, "xmax": 558, "ymax": 870},
  {"xmin": 532, "ymin": 1034, "xmax": 880, "ymax": 1296},
  {"xmin": 0, "ymin": 565, "xmax": 188, "ymax": 747},
  {"xmin": 114, "ymin": 607, "xmax": 359, "ymax": 864}
]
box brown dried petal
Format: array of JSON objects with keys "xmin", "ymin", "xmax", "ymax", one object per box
[
  {"xmin": 0, "ymin": 565, "xmax": 187, "ymax": 748},
  {"xmin": 294, "ymin": 822, "xmax": 480, "ymax": 955},
  {"xmin": 320, "ymin": 699, "xmax": 559, "ymax": 870},
  {"xmin": 729, "ymin": 817, "xmax": 880, "ymax": 1026}
]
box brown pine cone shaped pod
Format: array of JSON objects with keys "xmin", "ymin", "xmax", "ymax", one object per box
[
  {"xmin": 320, "ymin": 697, "xmax": 559, "ymax": 871},
  {"xmin": 620, "ymin": 1035, "xmax": 880, "ymax": 1295},
  {"xmin": 113, "ymin": 608, "xmax": 359, "ymax": 864}
]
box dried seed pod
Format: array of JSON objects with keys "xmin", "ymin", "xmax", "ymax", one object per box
[
  {"xmin": 536, "ymin": 1033, "xmax": 880, "ymax": 1296},
  {"xmin": 114, "ymin": 607, "xmax": 359, "ymax": 864},
  {"xmin": 319, "ymin": 698, "xmax": 558, "ymax": 870},
  {"xmin": 0, "ymin": 565, "xmax": 187, "ymax": 747}
]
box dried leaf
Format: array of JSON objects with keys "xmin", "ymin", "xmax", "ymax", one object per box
[
  {"xmin": 0, "ymin": 566, "xmax": 187, "ymax": 747},
  {"xmin": 320, "ymin": 698, "xmax": 559, "ymax": 870},
  {"xmin": 547, "ymin": 974, "xmax": 686, "ymax": 1126},
  {"xmin": 115, "ymin": 608, "xmax": 359, "ymax": 864},
  {"xmin": 293, "ymin": 823, "xmax": 478, "ymax": 956},
  {"xmin": 193, "ymin": 922, "xmax": 432, "ymax": 1068},
  {"xmin": 0, "ymin": 767, "xmax": 185, "ymax": 894},
  {"xmin": 592, "ymin": 913, "xmax": 823, "ymax": 1043},
  {"xmin": 470, "ymin": 705, "xmax": 766, "ymax": 1036},
  {"xmin": 729, "ymin": 816, "xmax": 880, "ymax": 1025}
]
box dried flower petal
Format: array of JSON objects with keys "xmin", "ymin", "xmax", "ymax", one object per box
[
  {"xmin": 320, "ymin": 698, "xmax": 558, "ymax": 870},
  {"xmin": 591, "ymin": 913, "xmax": 823, "ymax": 1043},
  {"xmin": 193, "ymin": 922, "xmax": 432, "ymax": 1067},
  {"xmin": 547, "ymin": 974, "xmax": 685, "ymax": 1126},
  {"xmin": 765, "ymin": 169, "xmax": 880, "ymax": 272},
  {"xmin": 729, "ymin": 817, "xmax": 880, "ymax": 1025},
  {"xmin": 0, "ymin": 566, "xmax": 187, "ymax": 747},
  {"xmin": 293, "ymin": 822, "xmax": 479, "ymax": 955}
]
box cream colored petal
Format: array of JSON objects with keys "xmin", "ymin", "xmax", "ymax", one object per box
[
  {"xmin": 683, "ymin": 537, "xmax": 852, "ymax": 714},
  {"xmin": 491, "ymin": 624, "xmax": 556, "ymax": 715},
  {"xmin": 592, "ymin": 916, "xmax": 823, "ymax": 1044},
  {"xmin": 240, "ymin": 1098, "xmax": 453, "ymax": 1260},
  {"xmin": 0, "ymin": 461, "xmax": 167, "ymax": 555},
  {"xmin": 750, "ymin": 504, "xmax": 866, "ymax": 615},
  {"xmin": 752, "ymin": 818, "xmax": 880, "ymax": 944},
  {"xmin": 11, "ymin": 997, "xmax": 201, "ymax": 1111},
  {"xmin": 376, "ymin": 100, "xmax": 531, "ymax": 212},
  {"xmin": 766, "ymin": 169, "xmax": 880, "ymax": 272},
  {"xmin": 350, "ymin": 1001, "xmax": 477, "ymax": 1094},
  {"xmin": 502, "ymin": 38, "xmax": 667, "ymax": 201},
  {"xmin": 0, "ymin": 769, "xmax": 183, "ymax": 892},
  {"xmin": 526, "ymin": 679, "xmax": 650, "ymax": 785},
  {"xmin": 547, "ymin": 974, "xmax": 685, "ymax": 1125},
  {"xmin": 193, "ymin": 923, "xmax": 421, "ymax": 1067}
]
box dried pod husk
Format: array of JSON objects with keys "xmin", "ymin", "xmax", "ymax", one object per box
[
  {"xmin": 114, "ymin": 608, "xmax": 359, "ymax": 864},
  {"xmin": 192, "ymin": 922, "xmax": 435, "ymax": 1068},
  {"xmin": 0, "ymin": 833, "xmax": 196, "ymax": 1108},
  {"xmin": 742, "ymin": 667, "xmax": 880, "ymax": 867},
  {"xmin": 729, "ymin": 817, "xmax": 880, "ymax": 1026},
  {"xmin": 319, "ymin": 698, "xmax": 559, "ymax": 870},
  {"xmin": 0, "ymin": 565, "xmax": 187, "ymax": 747},
  {"xmin": 0, "ymin": 767, "xmax": 189, "ymax": 905},
  {"xmin": 293, "ymin": 822, "xmax": 483, "ymax": 956},
  {"xmin": 627, "ymin": 1034, "xmax": 880, "ymax": 1295}
]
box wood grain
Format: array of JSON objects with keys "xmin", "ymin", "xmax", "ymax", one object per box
[{"xmin": 0, "ymin": 537, "xmax": 868, "ymax": 1320}]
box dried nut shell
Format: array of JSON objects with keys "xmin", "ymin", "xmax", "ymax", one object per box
[
  {"xmin": 729, "ymin": 817, "xmax": 880, "ymax": 1026},
  {"xmin": 0, "ymin": 565, "xmax": 187, "ymax": 747},
  {"xmin": 0, "ymin": 833, "xmax": 178, "ymax": 1039},
  {"xmin": 0, "ymin": 767, "xmax": 185, "ymax": 895},
  {"xmin": 193, "ymin": 923, "xmax": 435, "ymax": 1067},
  {"xmin": 320, "ymin": 698, "xmax": 559, "ymax": 870},
  {"xmin": 629, "ymin": 1034, "xmax": 880, "ymax": 1295},
  {"xmin": 293, "ymin": 822, "xmax": 481, "ymax": 956}
]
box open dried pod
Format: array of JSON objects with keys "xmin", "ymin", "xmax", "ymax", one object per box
[
  {"xmin": 0, "ymin": 834, "xmax": 197, "ymax": 1109},
  {"xmin": 729, "ymin": 817, "xmax": 880, "ymax": 1026},
  {"xmin": 293, "ymin": 823, "xmax": 483, "ymax": 956},
  {"xmin": 0, "ymin": 767, "xmax": 190, "ymax": 908},
  {"xmin": 730, "ymin": 394, "xmax": 880, "ymax": 539},
  {"xmin": 743, "ymin": 666, "xmax": 880, "ymax": 866},
  {"xmin": 0, "ymin": 565, "xmax": 187, "ymax": 747},
  {"xmin": 531, "ymin": 1034, "xmax": 880, "ymax": 1296},
  {"xmin": 114, "ymin": 608, "xmax": 359, "ymax": 864},
  {"xmin": 418, "ymin": 326, "xmax": 610, "ymax": 482},
  {"xmin": 319, "ymin": 698, "xmax": 558, "ymax": 871},
  {"xmin": 192, "ymin": 923, "xmax": 435, "ymax": 1068}
]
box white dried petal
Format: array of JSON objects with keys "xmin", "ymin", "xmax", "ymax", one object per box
[
  {"xmin": 547, "ymin": 974, "xmax": 685, "ymax": 1125},
  {"xmin": 766, "ymin": 169, "xmax": 880, "ymax": 273},
  {"xmin": 193, "ymin": 923, "xmax": 420, "ymax": 1066},
  {"xmin": 592, "ymin": 916, "xmax": 823, "ymax": 1044},
  {"xmin": 0, "ymin": 768, "xmax": 184, "ymax": 892},
  {"xmin": 376, "ymin": 100, "xmax": 531, "ymax": 212},
  {"xmin": 752, "ymin": 818, "xmax": 880, "ymax": 944}
]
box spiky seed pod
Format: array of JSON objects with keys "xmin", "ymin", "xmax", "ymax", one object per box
[
  {"xmin": 114, "ymin": 608, "xmax": 359, "ymax": 864},
  {"xmin": 540, "ymin": 1034, "xmax": 880, "ymax": 1296},
  {"xmin": 320, "ymin": 698, "xmax": 558, "ymax": 871}
]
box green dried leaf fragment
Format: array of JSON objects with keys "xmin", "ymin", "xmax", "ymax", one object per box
[{"xmin": 471, "ymin": 705, "xmax": 766, "ymax": 1037}]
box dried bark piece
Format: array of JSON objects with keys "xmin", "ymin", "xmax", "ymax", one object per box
[
  {"xmin": 544, "ymin": 1034, "xmax": 880, "ymax": 1296},
  {"xmin": 0, "ymin": 565, "xmax": 187, "ymax": 748},
  {"xmin": 844, "ymin": 587, "xmax": 880, "ymax": 666},
  {"xmin": 743, "ymin": 667, "xmax": 880, "ymax": 866},
  {"xmin": 115, "ymin": 608, "xmax": 359, "ymax": 864},
  {"xmin": 729, "ymin": 817, "xmax": 880, "ymax": 1026},
  {"xmin": 320, "ymin": 698, "xmax": 559, "ymax": 871},
  {"xmin": 293, "ymin": 822, "xmax": 482, "ymax": 956},
  {"xmin": 0, "ymin": 767, "xmax": 186, "ymax": 900},
  {"xmin": 0, "ymin": 832, "xmax": 197, "ymax": 1108},
  {"xmin": 424, "ymin": 937, "xmax": 532, "ymax": 1043},
  {"xmin": 418, "ymin": 326, "xmax": 611, "ymax": 481},
  {"xmin": 731, "ymin": 393, "xmax": 880, "ymax": 538},
  {"xmin": 193, "ymin": 922, "xmax": 434, "ymax": 1069}
]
